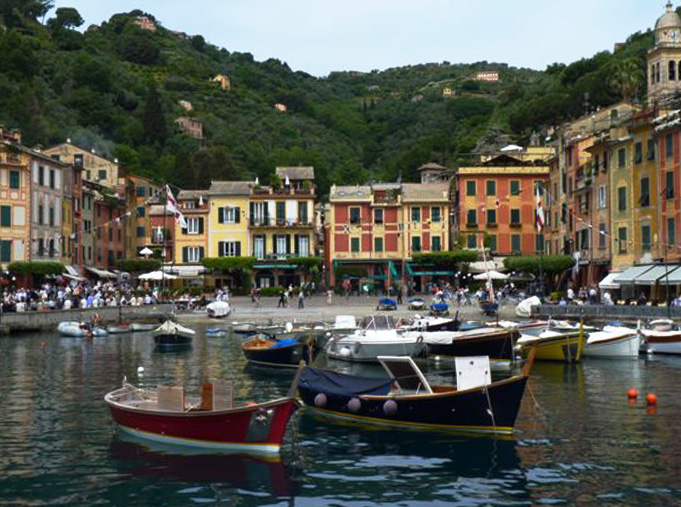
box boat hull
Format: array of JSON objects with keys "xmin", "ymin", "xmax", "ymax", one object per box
[
  {"xmin": 479, "ymin": 301, "xmax": 498, "ymax": 315},
  {"xmin": 520, "ymin": 334, "xmax": 583, "ymax": 363},
  {"xmin": 299, "ymin": 370, "xmax": 528, "ymax": 434},
  {"xmin": 154, "ymin": 335, "xmax": 193, "ymax": 348},
  {"xmin": 327, "ymin": 340, "xmax": 425, "ymax": 363},
  {"xmin": 584, "ymin": 334, "xmax": 641, "ymax": 358},
  {"xmin": 425, "ymin": 330, "xmax": 519, "ymax": 360},
  {"xmin": 643, "ymin": 332, "xmax": 681, "ymax": 355},
  {"xmin": 242, "ymin": 341, "xmax": 312, "ymax": 367},
  {"xmin": 107, "ymin": 398, "xmax": 299, "ymax": 455}
]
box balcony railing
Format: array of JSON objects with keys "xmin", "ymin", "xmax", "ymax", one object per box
[
  {"xmin": 252, "ymin": 253, "xmax": 313, "ymax": 261},
  {"xmin": 250, "ymin": 218, "xmax": 313, "ymax": 227}
]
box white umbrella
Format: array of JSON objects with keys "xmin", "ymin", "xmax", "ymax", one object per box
[
  {"xmin": 473, "ymin": 270, "xmax": 509, "ymax": 281},
  {"xmin": 139, "ymin": 247, "xmax": 153, "ymax": 257},
  {"xmin": 139, "ymin": 270, "xmax": 177, "ymax": 280},
  {"xmin": 285, "ymin": 175, "xmax": 290, "ymax": 186}
]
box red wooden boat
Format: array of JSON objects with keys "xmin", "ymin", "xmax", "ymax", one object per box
[{"xmin": 105, "ymin": 379, "xmax": 300, "ymax": 455}]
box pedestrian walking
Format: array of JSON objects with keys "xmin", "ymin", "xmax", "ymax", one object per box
[
  {"xmin": 327, "ymin": 290, "xmax": 333, "ymax": 305},
  {"xmin": 396, "ymin": 284, "xmax": 403, "ymax": 305},
  {"xmin": 277, "ymin": 291, "xmax": 286, "ymax": 308},
  {"xmin": 298, "ymin": 289, "xmax": 305, "ymax": 309}
]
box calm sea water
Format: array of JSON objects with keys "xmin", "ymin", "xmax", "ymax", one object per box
[{"xmin": 1, "ymin": 323, "xmax": 680, "ymax": 506}]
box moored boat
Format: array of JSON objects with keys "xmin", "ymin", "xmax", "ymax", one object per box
[
  {"xmin": 152, "ymin": 320, "xmax": 195, "ymax": 348},
  {"xmin": 207, "ymin": 301, "xmax": 232, "ymax": 318},
  {"xmin": 105, "ymin": 379, "xmax": 300, "ymax": 455},
  {"xmin": 242, "ymin": 333, "xmax": 314, "ymax": 368},
  {"xmin": 107, "ymin": 323, "xmax": 132, "ymax": 334},
  {"xmin": 516, "ymin": 323, "xmax": 585, "ymax": 363},
  {"xmin": 584, "ymin": 326, "xmax": 640, "ymax": 358},
  {"xmin": 57, "ymin": 321, "xmax": 108, "ymax": 337},
  {"xmin": 422, "ymin": 327, "xmax": 520, "ymax": 360},
  {"xmin": 640, "ymin": 322, "xmax": 681, "ymax": 355},
  {"xmin": 298, "ymin": 353, "xmax": 534, "ymax": 435},
  {"xmin": 130, "ymin": 323, "xmax": 157, "ymax": 332},
  {"xmin": 326, "ymin": 315, "xmax": 424, "ymax": 363}
]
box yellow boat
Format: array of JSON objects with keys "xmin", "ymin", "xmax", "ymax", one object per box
[{"xmin": 516, "ymin": 323, "xmax": 585, "ymax": 363}]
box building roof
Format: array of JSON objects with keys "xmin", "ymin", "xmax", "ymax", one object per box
[
  {"xmin": 401, "ymin": 183, "xmax": 450, "ymax": 202},
  {"xmin": 177, "ymin": 190, "xmax": 208, "ymax": 200},
  {"xmin": 208, "ymin": 181, "xmax": 253, "ymax": 195},
  {"xmin": 329, "ymin": 185, "xmax": 372, "ymax": 202},
  {"xmin": 276, "ymin": 166, "xmax": 314, "ymax": 180},
  {"xmin": 417, "ymin": 163, "xmax": 449, "ymax": 171},
  {"xmin": 656, "ymin": 2, "xmax": 681, "ymax": 30}
]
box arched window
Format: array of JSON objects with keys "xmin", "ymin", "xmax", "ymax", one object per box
[
  {"xmin": 652, "ymin": 64, "xmax": 657, "ymax": 85},
  {"xmin": 670, "ymin": 60, "xmax": 676, "ymax": 81},
  {"xmin": 657, "ymin": 62, "xmax": 662, "ymax": 83}
]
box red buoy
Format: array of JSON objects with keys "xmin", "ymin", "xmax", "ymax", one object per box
[
  {"xmin": 646, "ymin": 393, "xmax": 658, "ymax": 406},
  {"xmin": 627, "ymin": 388, "xmax": 638, "ymax": 399}
]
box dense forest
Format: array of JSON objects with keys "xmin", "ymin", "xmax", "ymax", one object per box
[{"xmin": 0, "ymin": 1, "xmax": 661, "ymax": 196}]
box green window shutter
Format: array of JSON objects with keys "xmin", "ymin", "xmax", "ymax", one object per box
[
  {"xmin": 234, "ymin": 207, "xmax": 240, "ymax": 223},
  {"xmin": 198, "ymin": 217, "xmax": 204, "ymax": 234},
  {"xmin": 219, "ymin": 242, "xmax": 225, "ymax": 257},
  {"xmin": 218, "ymin": 208, "xmax": 225, "ymax": 223},
  {"xmin": 199, "ymin": 247, "xmax": 204, "ymax": 260},
  {"xmin": 0, "ymin": 240, "xmax": 11, "ymax": 262},
  {"xmin": 182, "ymin": 247, "xmax": 188, "ymax": 263},
  {"xmin": 236, "ymin": 241, "xmax": 241, "ymax": 256},
  {"xmin": 0, "ymin": 206, "xmax": 11, "ymax": 227}
]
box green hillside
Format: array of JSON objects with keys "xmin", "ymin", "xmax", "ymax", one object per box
[{"xmin": 0, "ymin": 2, "xmax": 658, "ymax": 196}]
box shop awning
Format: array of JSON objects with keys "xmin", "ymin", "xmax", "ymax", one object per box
[
  {"xmin": 658, "ymin": 266, "xmax": 681, "ymax": 285},
  {"xmin": 163, "ymin": 265, "xmax": 206, "ymax": 278},
  {"xmin": 614, "ymin": 265, "xmax": 655, "ymax": 285},
  {"xmin": 406, "ymin": 262, "xmax": 454, "ymax": 277},
  {"xmin": 253, "ymin": 264, "xmax": 298, "ymax": 270},
  {"xmin": 634, "ymin": 265, "xmax": 681, "ymax": 286},
  {"xmin": 85, "ymin": 267, "xmax": 117, "ymax": 278},
  {"xmin": 64, "ymin": 265, "xmax": 85, "ymax": 281},
  {"xmin": 598, "ymin": 272, "xmax": 621, "ymax": 290}
]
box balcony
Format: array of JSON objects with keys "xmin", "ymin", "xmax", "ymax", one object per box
[
  {"xmin": 0, "ymin": 152, "xmax": 22, "ymax": 165},
  {"xmin": 250, "ymin": 218, "xmax": 313, "ymax": 228},
  {"xmin": 510, "ymin": 222, "xmax": 522, "ymax": 228},
  {"xmin": 486, "ymin": 222, "xmax": 498, "ymax": 228},
  {"xmin": 465, "ymin": 222, "xmax": 478, "ymax": 229}
]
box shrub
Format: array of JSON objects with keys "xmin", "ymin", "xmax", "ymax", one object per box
[
  {"xmin": 115, "ymin": 258, "xmax": 162, "ymax": 272},
  {"xmin": 8, "ymin": 261, "xmax": 64, "ymax": 275}
]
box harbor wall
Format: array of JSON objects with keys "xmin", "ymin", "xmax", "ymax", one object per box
[
  {"xmin": 0, "ymin": 305, "xmax": 175, "ymax": 334},
  {"xmin": 531, "ymin": 304, "xmax": 681, "ymax": 321}
]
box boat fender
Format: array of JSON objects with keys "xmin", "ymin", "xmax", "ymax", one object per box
[
  {"xmin": 383, "ymin": 399, "xmax": 398, "ymax": 416},
  {"xmin": 314, "ymin": 393, "xmax": 327, "ymax": 408},
  {"xmin": 353, "ymin": 341, "xmax": 361, "ymax": 354},
  {"xmin": 339, "ymin": 347, "xmax": 351, "ymax": 358},
  {"xmin": 347, "ymin": 397, "xmax": 361, "ymax": 413},
  {"xmin": 416, "ymin": 334, "xmax": 424, "ymax": 344}
]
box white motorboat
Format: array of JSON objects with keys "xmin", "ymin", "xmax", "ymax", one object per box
[
  {"xmin": 152, "ymin": 320, "xmax": 196, "ymax": 348},
  {"xmin": 57, "ymin": 321, "xmax": 108, "ymax": 337},
  {"xmin": 130, "ymin": 322, "xmax": 157, "ymax": 332},
  {"xmin": 207, "ymin": 301, "xmax": 232, "ymax": 318},
  {"xmin": 584, "ymin": 326, "xmax": 641, "ymax": 358},
  {"xmin": 640, "ymin": 320, "xmax": 681, "ymax": 355},
  {"xmin": 326, "ymin": 315, "xmax": 424, "ymax": 363}
]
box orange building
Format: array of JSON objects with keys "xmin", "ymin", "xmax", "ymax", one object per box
[{"xmin": 457, "ymin": 154, "xmax": 549, "ymax": 256}]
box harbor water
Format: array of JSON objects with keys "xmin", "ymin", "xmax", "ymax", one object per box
[{"xmin": 1, "ymin": 323, "xmax": 681, "ymax": 506}]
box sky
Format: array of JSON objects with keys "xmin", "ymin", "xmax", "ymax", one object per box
[{"xmin": 51, "ymin": 0, "xmax": 668, "ymax": 77}]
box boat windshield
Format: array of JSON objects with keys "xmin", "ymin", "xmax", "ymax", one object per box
[{"xmin": 361, "ymin": 315, "xmax": 396, "ymax": 330}]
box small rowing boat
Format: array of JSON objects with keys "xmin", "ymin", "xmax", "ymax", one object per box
[{"xmin": 152, "ymin": 320, "xmax": 195, "ymax": 349}]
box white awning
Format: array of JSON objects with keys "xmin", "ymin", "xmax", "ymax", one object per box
[
  {"xmin": 615, "ymin": 265, "xmax": 655, "ymax": 285},
  {"xmin": 468, "ymin": 260, "xmax": 505, "ymax": 273},
  {"xmin": 163, "ymin": 265, "xmax": 206, "ymax": 278},
  {"xmin": 85, "ymin": 267, "xmax": 117, "ymax": 279},
  {"xmin": 598, "ymin": 272, "xmax": 622, "ymax": 290}
]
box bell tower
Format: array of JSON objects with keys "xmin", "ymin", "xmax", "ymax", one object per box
[{"xmin": 648, "ymin": 2, "xmax": 681, "ymax": 105}]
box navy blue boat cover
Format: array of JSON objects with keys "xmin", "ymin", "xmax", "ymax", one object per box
[{"xmin": 300, "ymin": 367, "xmax": 392, "ymax": 397}]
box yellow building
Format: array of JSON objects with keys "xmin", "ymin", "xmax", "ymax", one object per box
[
  {"xmin": 172, "ymin": 190, "xmax": 208, "ymax": 284},
  {"xmin": 122, "ymin": 173, "xmax": 162, "ymax": 258},
  {"xmin": 0, "ymin": 130, "xmax": 31, "ymax": 267},
  {"xmin": 206, "ymin": 181, "xmax": 252, "ymax": 289},
  {"xmin": 45, "ymin": 141, "xmax": 120, "ymax": 189},
  {"xmin": 609, "ymin": 130, "xmax": 636, "ymax": 271},
  {"xmin": 249, "ymin": 167, "xmax": 317, "ymax": 288}
]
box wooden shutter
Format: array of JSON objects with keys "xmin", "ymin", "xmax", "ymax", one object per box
[
  {"xmin": 249, "ymin": 202, "xmax": 254, "ymax": 225},
  {"xmin": 218, "ymin": 207, "xmax": 224, "ymax": 223},
  {"xmin": 198, "ymin": 217, "xmax": 204, "ymax": 234},
  {"xmin": 219, "ymin": 241, "xmax": 225, "ymax": 257},
  {"xmin": 294, "ymin": 234, "xmax": 300, "ymax": 255},
  {"xmin": 236, "ymin": 241, "xmax": 241, "ymax": 256},
  {"xmin": 199, "ymin": 247, "xmax": 204, "ymax": 260},
  {"xmin": 182, "ymin": 247, "xmax": 188, "ymax": 263},
  {"xmin": 234, "ymin": 207, "xmax": 240, "ymax": 223},
  {"xmin": 286, "ymin": 235, "xmax": 291, "ymax": 254},
  {"xmin": 264, "ymin": 204, "xmax": 269, "ymax": 225}
]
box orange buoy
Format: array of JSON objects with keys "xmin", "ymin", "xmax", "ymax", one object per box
[
  {"xmin": 627, "ymin": 388, "xmax": 638, "ymax": 399},
  {"xmin": 646, "ymin": 393, "xmax": 658, "ymax": 406},
  {"xmin": 646, "ymin": 405, "xmax": 658, "ymax": 415}
]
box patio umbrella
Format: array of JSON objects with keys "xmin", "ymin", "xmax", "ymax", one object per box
[
  {"xmin": 139, "ymin": 270, "xmax": 177, "ymax": 281},
  {"xmin": 473, "ymin": 270, "xmax": 509, "ymax": 281},
  {"xmin": 139, "ymin": 247, "xmax": 154, "ymax": 257}
]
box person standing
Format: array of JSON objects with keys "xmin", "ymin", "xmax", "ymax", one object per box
[
  {"xmin": 327, "ymin": 289, "xmax": 333, "ymax": 306},
  {"xmin": 278, "ymin": 290, "xmax": 286, "ymax": 308},
  {"xmin": 298, "ymin": 289, "xmax": 305, "ymax": 309},
  {"xmin": 396, "ymin": 284, "xmax": 403, "ymax": 305}
]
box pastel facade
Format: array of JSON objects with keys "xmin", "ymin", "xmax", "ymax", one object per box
[
  {"xmin": 0, "ymin": 134, "xmax": 31, "ymax": 267},
  {"xmin": 174, "ymin": 191, "xmax": 208, "ymax": 267}
]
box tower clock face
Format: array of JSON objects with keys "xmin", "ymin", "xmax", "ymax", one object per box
[{"xmin": 671, "ymin": 30, "xmax": 679, "ymax": 40}]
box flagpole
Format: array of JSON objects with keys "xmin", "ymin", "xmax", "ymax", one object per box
[{"xmin": 162, "ymin": 185, "xmax": 167, "ymax": 298}]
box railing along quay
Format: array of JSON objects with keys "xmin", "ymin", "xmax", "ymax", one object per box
[
  {"xmin": 0, "ymin": 304, "xmax": 175, "ymax": 334},
  {"xmin": 532, "ymin": 304, "xmax": 681, "ymax": 320}
]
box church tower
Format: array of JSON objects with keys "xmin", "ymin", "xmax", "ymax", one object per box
[{"xmin": 648, "ymin": 2, "xmax": 681, "ymax": 105}]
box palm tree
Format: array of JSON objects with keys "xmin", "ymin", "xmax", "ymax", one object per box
[{"xmin": 607, "ymin": 58, "xmax": 645, "ymax": 102}]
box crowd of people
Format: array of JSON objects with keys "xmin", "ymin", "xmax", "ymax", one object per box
[{"xmin": 1, "ymin": 279, "xmax": 162, "ymax": 313}]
